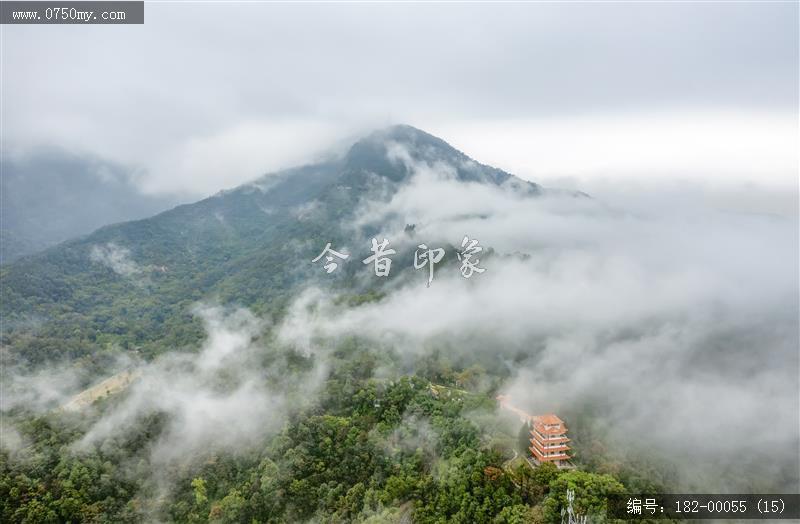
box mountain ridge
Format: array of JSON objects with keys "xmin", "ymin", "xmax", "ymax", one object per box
[
  {"xmin": 0, "ymin": 148, "xmax": 183, "ymax": 264},
  {"xmin": 1, "ymin": 125, "xmax": 575, "ymax": 366}
]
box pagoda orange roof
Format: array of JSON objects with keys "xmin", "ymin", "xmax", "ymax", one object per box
[{"xmin": 535, "ymin": 413, "xmax": 564, "ymax": 425}]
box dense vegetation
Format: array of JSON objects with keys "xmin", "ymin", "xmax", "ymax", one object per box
[
  {"xmin": 2, "ymin": 127, "xmax": 676, "ymax": 522},
  {"xmin": 1, "ymin": 336, "xmax": 657, "ymax": 523},
  {"xmin": 1, "ymin": 127, "xmax": 497, "ymax": 368}
]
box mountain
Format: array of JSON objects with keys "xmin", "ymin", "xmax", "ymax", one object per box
[
  {"xmin": 340, "ymin": 125, "xmax": 542, "ymax": 192},
  {"xmin": 0, "ymin": 149, "xmax": 182, "ymax": 264},
  {"xmin": 1, "ymin": 125, "xmax": 566, "ymax": 366},
  {"xmin": 2, "ymin": 126, "xmax": 790, "ymax": 523}
]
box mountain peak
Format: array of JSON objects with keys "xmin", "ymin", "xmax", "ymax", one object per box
[
  {"xmin": 354, "ymin": 124, "xmax": 465, "ymax": 156},
  {"xmin": 341, "ymin": 125, "xmax": 540, "ymax": 193},
  {"xmin": 363, "ymin": 124, "xmax": 450, "ymax": 146},
  {"xmin": 343, "ymin": 124, "xmax": 462, "ymax": 171}
]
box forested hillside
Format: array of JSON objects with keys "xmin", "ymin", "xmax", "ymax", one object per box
[
  {"xmin": 1, "ymin": 126, "xmax": 546, "ymax": 367},
  {"xmin": 2, "ymin": 336, "xmax": 658, "ymax": 523},
  {"xmin": 1, "ymin": 126, "xmax": 796, "ymax": 523},
  {"xmin": 1, "ymin": 150, "xmax": 180, "ymax": 264}
]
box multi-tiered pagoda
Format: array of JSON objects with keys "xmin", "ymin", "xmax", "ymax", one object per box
[{"xmin": 528, "ymin": 413, "xmax": 571, "ymax": 468}]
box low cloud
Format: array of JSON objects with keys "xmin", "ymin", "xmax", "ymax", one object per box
[
  {"xmin": 90, "ymin": 243, "xmax": 142, "ymax": 277},
  {"xmin": 428, "ymin": 111, "xmax": 798, "ymax": 192},
  {"xmin": 278, "ymin": 144, "xmax": 799, "ymax": 490},
  {"xmin": 0, "ymin": 424, "xmax": 27, "ymax": 458},
  {"xmin": 138, "ymin": 120, "xmax": 362, "ymax": 197},
  {"xmin": 380, "ymin": 413, "xmax": 439, "ymax": 460},
  {"xmin": 1, "ymin": 365, "xmax": 83, "ymax": 413},
  {"xmin": 75, "ymin": 305, "xmax": 324, "ymax": 467},
  {"xmin": 5, "ymin": 3, "xmax": 797, "ymax": 196}
]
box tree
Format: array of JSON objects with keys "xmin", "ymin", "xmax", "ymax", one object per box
[
  {"xmin": 209, "ymin": 489, "xmax": 245, "ymax": 523},
  {"xmin": 191, "ymin": 477, "xmax": 208, "ymax": 507},
  {"xmin": 543, "ymin": 470, "xmax": 625, "ymax": 523}
]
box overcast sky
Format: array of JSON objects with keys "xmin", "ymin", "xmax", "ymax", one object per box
[{"xmin": 2, "ymin": 2, "xmax": 798, "ymax": 202}]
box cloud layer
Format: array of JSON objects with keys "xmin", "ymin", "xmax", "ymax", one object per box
[
  {"xmin": 3, "ymin": 3, "xmax": 797, "ymax": 196},
  {"xmin": 74, "ymin": 305, "xmax": 323, "ymax": 467},
  {"xmin": 278, "ymin": 145, "xmax": 799, "ymax": 490}
]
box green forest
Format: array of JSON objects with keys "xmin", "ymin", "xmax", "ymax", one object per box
[
  {"xmin": 2, "ymin": 333, "xmax": 667, "ymax": 523},
  {"xmin": 1, "ymin": 127, "xmax": 795, "ymax": 523}
]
